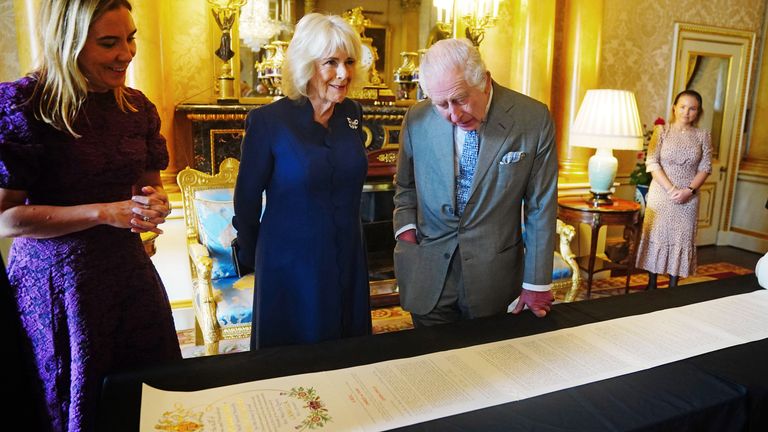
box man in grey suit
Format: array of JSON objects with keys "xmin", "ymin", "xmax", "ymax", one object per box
[{"xmin": 393, "ymin": 38, "xmax": 558, "ymax": 327}]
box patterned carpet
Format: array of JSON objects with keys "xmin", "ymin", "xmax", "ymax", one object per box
[
  {"xmin": 371, "ymin": 305, "xmax": 414, "ymax": 334},
  {"xmin": 178, "ymin": 262, "xmax": 752, "ymax": 358},
  {"xmin": 178, "ymin": 308, "xmax": 414, "ymax": 358},
  {"xmin": 558, "ymin": 261, "xmax": 754, "ymax": 302}
]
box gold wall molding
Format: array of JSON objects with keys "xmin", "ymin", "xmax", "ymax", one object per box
[
  {"xmin": 187, "ymin": 113, "xmax": 248, "ymax": 122},
  {"xmin": 697, "ymin": 183, "xmax": 716, "ymax": 228},
  {"xmin": 737, "ymin": 168, "xmax": 768, "ymax": 182},
  {"xmin": 730, "ymin": 169, "xmax": 768, "ymax": 248},
  {"xmin": 170, "ymin": 299, "xmax": 194, "ymax": 310},
  {"xmin": 363, "ymin": 114, "xmax": 403, "ymax": 122},
  {"xmin": 731, "ymin": 227, "xmax": 768, "ymax": 241},
  {"xmin": 748, "ymin": 4, "xmax": 768, "ymax": 164}
]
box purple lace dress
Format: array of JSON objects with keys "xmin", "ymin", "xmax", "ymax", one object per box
[{"xmin": 0, "ymin": 77, "xmax": 181, "ymax": 432}]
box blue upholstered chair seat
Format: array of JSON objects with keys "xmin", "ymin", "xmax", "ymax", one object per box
[
  {"xmin": 210, "ymin": 277, "xmax": 254, "ymax": 326},
  {"xmin": 552, "ymin": 251, "xmax": 574, "ymax": 280}
]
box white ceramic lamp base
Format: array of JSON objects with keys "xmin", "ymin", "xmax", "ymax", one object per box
[{"xmin": 587, "ymin": 147, "xmax": 618, "ymax": 205}]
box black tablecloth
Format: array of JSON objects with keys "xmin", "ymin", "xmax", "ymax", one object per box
[{"xmin": 99, "ymin": 274, "xmax": 766, "ymax": 431}]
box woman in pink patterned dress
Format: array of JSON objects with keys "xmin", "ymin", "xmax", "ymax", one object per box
[{"xmin": 635, "ymin": 90, "xmax": 712, "ymax": 289}]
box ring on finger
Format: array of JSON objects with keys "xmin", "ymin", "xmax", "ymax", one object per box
[{"xmin": 142, "ymin": 215, "xmax": 151, "ymax": 222}]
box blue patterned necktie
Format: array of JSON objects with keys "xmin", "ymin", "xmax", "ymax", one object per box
[{"xmin": 456, "ymin": 129, "xmax": 479, "ymax": 216}]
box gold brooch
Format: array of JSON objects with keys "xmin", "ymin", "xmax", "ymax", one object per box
[{"xmin": 347, "ymin": 117, "xmax": 359, "ymax": 129}]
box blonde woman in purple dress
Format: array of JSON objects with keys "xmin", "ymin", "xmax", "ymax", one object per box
[
  {"xmin": 0, "ymin": 1, "xmax": 180, "ymax": 430},
  {"xmin": 635, "ymin": 90, "xmax": 712, "ymax": 289}
]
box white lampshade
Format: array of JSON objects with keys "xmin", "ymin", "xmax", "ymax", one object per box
[{"xmin": 570, "ymin": 89, "xmax": 644, "ymax": 202}]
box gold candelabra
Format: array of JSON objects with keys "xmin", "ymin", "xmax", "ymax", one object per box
[
  {"xmin": 208, "ymin": 0, "xmax": 248, "ymax": 103},
  {"xmin": 433, "ymin": 0, "xmax": 500, "ymax": 47}
]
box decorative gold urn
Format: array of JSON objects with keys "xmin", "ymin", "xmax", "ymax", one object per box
[
  {"xmin": 414, "ymin": 48, "xmax": 428, "ymax": 100},
  {"xmin": 393, "ymin": 51, "xmax": 418, "ymax": 100}
]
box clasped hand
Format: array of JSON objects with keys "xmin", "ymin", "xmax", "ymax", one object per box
[
  {"xmin": 129, "ymin": 186, "xmax": 171, "ymax": 234},
  {"xmin": 667, "ymin": 186, "xmax": 693, "ymax": 204}
]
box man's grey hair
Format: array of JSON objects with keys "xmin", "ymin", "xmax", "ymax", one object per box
[{"xmin": 419, "ymin": 38, "xmax": 488, "ymax": 98}]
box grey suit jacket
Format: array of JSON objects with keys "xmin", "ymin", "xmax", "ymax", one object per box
[{"xmin": 393, "ymin": 82, "xmax": 558, "ymax": 316}]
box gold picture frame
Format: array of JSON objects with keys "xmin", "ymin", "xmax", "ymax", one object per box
[{"xmin": 364, "ymin": 24, "xmax": 391, "ymax": 86}]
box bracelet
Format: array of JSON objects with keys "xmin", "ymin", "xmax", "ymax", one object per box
[{"xmin": 687, "ymin": 186, "xmax": 696, "ymax": 195}]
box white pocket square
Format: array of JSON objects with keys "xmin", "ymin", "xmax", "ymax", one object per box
[{"xmin": 500, "ymin": 151, "xmax": 526, "ymax": 164}]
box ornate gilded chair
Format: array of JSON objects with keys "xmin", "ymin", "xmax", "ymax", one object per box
[
  {"xmin": 553, "ymin": 219, "xmax": 580, "ymax": 302},
  {"xmin": 518, "ymin": 217, "xmax": 580, "ymax": 303},
  {"xmin": 177, "ymin": 158, "xmax": 251, "ymax": 355}
]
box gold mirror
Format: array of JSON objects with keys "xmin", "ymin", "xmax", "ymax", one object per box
[
  {"xmin": 234, "ymin": 0, "xmax": 293, "ymax": 103},
  {"xmin": 669, "ymin": 23, "xmax": 755, "ymax": 245},
  {"xmin": 229, "ymin": 2, "xmax": 433, "ymax": 105}
]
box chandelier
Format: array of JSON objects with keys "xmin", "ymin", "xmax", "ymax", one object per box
[{"xmin": 239, "ymin": 0, "xmax": 292, "ymax": 52}]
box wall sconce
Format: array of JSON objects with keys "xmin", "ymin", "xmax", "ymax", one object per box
[
  {"xmin": 570, "ymin": 89, "xmax": 644, "ymax": 206},
  {"xmin": 433, "ymin": 0, "xmax": 501, "ymax": 46},
  {"xmin": 208, "ymin": 0, "xmax": 247, "ymax": 103}
]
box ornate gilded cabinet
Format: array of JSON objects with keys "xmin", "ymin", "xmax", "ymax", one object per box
[{"xmin": 175, "ymin": 102, "xmax": 408, "ymax": 175}]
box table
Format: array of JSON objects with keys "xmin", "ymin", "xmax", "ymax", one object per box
[
  {"xmin": 100, "ymin": 274, "xmax": 767, "ymax": 431},
  {"xmin": 558, "ymin": 197, "xmax": 641, "ymax": 298}
]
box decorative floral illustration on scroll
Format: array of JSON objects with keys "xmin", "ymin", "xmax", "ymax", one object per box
[
  {"xmin": 154, "ymin": 403, "xmax": 204, "ymax": 432},
  {"xmin": 281, "ymin": 387, "xmax": 332, "ymax": 430}
]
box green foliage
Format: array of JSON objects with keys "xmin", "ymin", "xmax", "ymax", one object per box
[
  {"xmin": 629, "ymin": 164, "xmax": 652, "ymax": 186},
  {"xmin": 629, "ymin": 117, "xmax": 665, "ymax": 186}
]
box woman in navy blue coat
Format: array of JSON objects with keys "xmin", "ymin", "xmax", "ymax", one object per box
[{"xmin": 234, "ymin": 13, "xmax": 371, "ymax": 349}]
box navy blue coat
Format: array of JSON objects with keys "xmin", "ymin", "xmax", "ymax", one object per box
[{"xmin": 234, "ymin": 97, "xmax": 371, "ymax": 349}]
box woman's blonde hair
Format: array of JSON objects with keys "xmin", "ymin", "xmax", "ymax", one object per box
[
  {"xmin": 281, "ymin": 13, "xmax": 365, "ymax": 100},
  {"xmin": 33, "ymin": 0, "xmax": 135, "ymax": 138}
]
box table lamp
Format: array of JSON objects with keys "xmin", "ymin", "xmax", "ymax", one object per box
[{"xmin": 570, "ymin": 89, "xmax": 644, "ymax": 206}]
